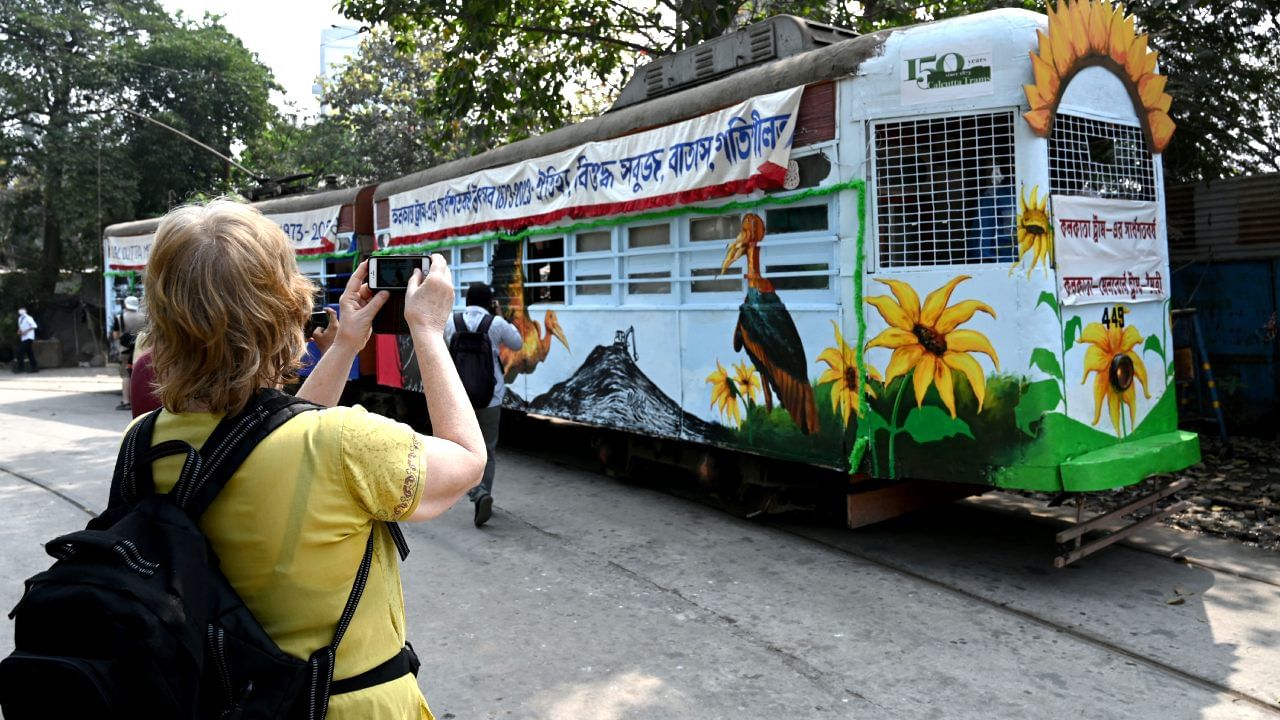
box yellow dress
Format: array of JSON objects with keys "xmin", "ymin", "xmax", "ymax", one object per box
[{"xmin": 137, "ymin": 405, "xmax": 435, "ymax": 720}]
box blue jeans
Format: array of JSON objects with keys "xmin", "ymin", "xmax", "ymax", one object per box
[{"xmin": 469, "ymin": 405, "xmax": 502, "ymax": 501}]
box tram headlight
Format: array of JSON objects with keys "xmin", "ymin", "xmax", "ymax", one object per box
[{"xmin": 1110, "ymin": 354, "xmax": 1135, "ymax": 392}]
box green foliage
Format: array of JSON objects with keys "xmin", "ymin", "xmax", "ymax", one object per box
[
  {"xmin": 1142, "ymin": 333, "xmax": 1165, "ymax": 361},
  {"xmin": 1014, "ymin": 379, "xmax": 1063, "ymax": 436},
  {"xmin": 1063, "ymin": 315, "xmax": 1083, "ymax": 353},
  {"xmin": 706, "ymin": 380, "xmax": 846, "ymax": 467},
  {"xmin": 1035, "ymin": 290, "xmax": 1059, "ymax": 317},
  {"xmin": 902, "ymin": 405, "xmax": 974, "ymax": 443},
  {"xmin": 1029, "ymin": 347, "xmax": 1063, "ymax": 381}
]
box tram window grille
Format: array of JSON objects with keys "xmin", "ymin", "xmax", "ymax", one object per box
[
  {"xmin": 628, "ymin": 224, "xmax": 671, "ymax": 248},
  {"xmin": 627, "ymin": 271, "xmax": 671, "ymax": 295},
  {"xmin": 765, "ymin": 204, "xmax": 828, "ymax": 234},
  {"xmin": 575, "ymin": 230, "xmax": 612, "ymax": 253},
  {"xmin": 460, "ymin": 244, "xmax": 485, "ymax": 264},
  {"xmin": 690, "ymin": 266, "xmax": 743, "ymax": 293},
  {"xmin": 525, "ymin": 237, "xmax": 565, "ymax": 304},
  {"xmin": 873, "ymin": 111, "xmax": 1016, "ymax": 268},
  {"xmin": 690, "ymin": 214, "xmax": 741, "ymax": 242},
  {"xmin": 765, "ymin": 263, "xmax": 830, "ymax": 290},
  {"xmin": 1049, "ymin": 114, "xmax": 1155, "ymax": 201},
  {"xmin": 575, "ymin": 274, "xmax": 613, "ymax": 296}
]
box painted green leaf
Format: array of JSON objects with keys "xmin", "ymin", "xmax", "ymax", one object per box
[
  {"xmin": 848, "ymin": 436, "xmax": 869, "ymax": 473},
  {"xmin": 863, "ymin": 406, "xmax": 890, "ymax": 436},
  {"xmin": 1029, "ymin": 348, "xmax": 1064, "ymax": 381},
  {"xmin": 902, "ymin": 406, "xmax": 974, "ymax": 444},
  {"xmin": 1036, "ymin": 290, "xmax": 1059, "ymax": 316},
  {"xmin": 1014, "ymin": 379, "xmax": 1064, "ymax": 436},
  {"xmin": 1143, "ymin": 334, "xmax": 1165, "ymax": 360},
  {"xmin": 1063, "ymin": 316, "xmax": 1083, "ymax": 353}
]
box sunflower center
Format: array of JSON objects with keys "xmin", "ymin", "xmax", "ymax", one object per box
[
  {"xmin": 1023, "ymin": 222, "xmax": 1047, "ymax": 236},
  {"xmin": 1110, "ymin": 354, "xmax": 1134, "ymax": 392},
  {"xmin": 913, "ymin": 324, "xmax": 947, "ymax": 356},
  {"xmin": 843, "ymin": 365, "xmax": 859, "ymax": 390}
]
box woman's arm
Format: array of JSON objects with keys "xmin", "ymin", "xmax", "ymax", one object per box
[
  {"xmin": 296, "ymin": 261, "xmax": 388, "ymax": 407},
  {"xmin": 403, "ymin": 255, "xmax": 486, "ymax": 521}
]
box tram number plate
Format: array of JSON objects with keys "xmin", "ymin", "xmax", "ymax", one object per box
[{"xmin": 1100, "ymin": 305, "xmax": 1126, "ymax": 329}]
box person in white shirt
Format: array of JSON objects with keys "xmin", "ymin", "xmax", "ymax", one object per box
[
  {"xmin": 15, "ymin": 308, "xmax": 37, "ymax": 373},
  {"xmin": 442, "ymin": 282, "xmax": 522, "ymax": 527}
]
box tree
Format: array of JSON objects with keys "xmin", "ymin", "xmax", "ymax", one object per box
[
  {"xmin": 335, "ymin": 0, "xmax": 1279, "ymax": 182},
  {"xmin": 0, "ymin": 1, "xmax": 279, "ymax": 294},
  {"xmin": 243, "ymin": 26, "xmax": 487, "ymax": 186}
]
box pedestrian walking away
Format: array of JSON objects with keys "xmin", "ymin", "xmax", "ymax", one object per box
[
  {"xmin": 14, "ymin": 307, "xmax": 37, "ymax": 373},
  {"xmin": 113, "ymin": 295, "xmax": 146, "ymax": 410},
  {"xmin": 443, "ymin": 281, "xmax": 522, "ymax": 528}
]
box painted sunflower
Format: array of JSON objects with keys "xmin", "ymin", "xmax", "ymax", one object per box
[
  {"xmin": 817, "ymin": 320, "xmax": 882, "ymax": 426},
  {"xmin": 1014, "ymin": 185, "xmax": 1053, "ymax": 279},
  {"xmin": 707, "ymin": 360, "xmax": 742, "ymax": 427},
  {"xmin": 866, "ymin": 276, "xmax": 999, "ymax": 418},
  {"xmin": 1079, "ymin": 321, "xmax": 1150, "ymax": 436},
  {"xmin": 733, "ymin": 361, "xmax": 763, "ymax": 407}
]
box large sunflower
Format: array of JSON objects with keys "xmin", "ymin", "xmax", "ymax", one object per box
[
  {"xmin": 817, "ymin": 320, "xmax": 882, "ymax": 426},
  {"xmin": 1014, "ymin": 185, "xmax": 1053, "ymax": 278},
  {"xmin": 866, "ymin": 276, "xmax": 999, "ymax": 418},
  {"xmin": 707, "ymin": 360, "xmax": 742, "ymax": 427},
  {"xmin": 733, "ymin": 361, "xmax": 763, "ymax": 407},
  {"xmin": 1079, "ymin": 321, "xmax": 1150, "ymax": 435},
  {"xmin": 1023, "ymin": 0, "xmax": 1175, "ymax": 152}
]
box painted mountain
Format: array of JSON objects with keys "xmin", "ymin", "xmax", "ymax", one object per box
[{"xmin": 528, "ymin": 334, "xmax": 715, "ymax": 442}]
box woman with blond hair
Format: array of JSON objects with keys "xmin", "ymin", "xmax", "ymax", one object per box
[{"xmin": 134, "ymin": 199, "xmax": 485, "ymax": 718}]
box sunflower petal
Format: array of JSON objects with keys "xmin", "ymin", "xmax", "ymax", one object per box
[
  {"xmin": 1124, "ymin": 383, "xmax": 1137, "ymax": 424},
  {"xmin": 866, "ymin": 327, "xmax": 919, "ymax": 350},
  {"xmin": 817, "ymin": 347, "xmax": 844, "ymax": 370},
  {"xmin": 876, "ymin": 279, "xmax": 922, "ymax": 325},
  {"xmin": 1082, "ymin": 344, "xmax": 1110, "ymax": 380},
  {"xmin": 1024, "ymin": 108, "xmax": 1053, "ymax": 137},
  {"xmin": 1079, "ymin": 322, "xmax": 1108, "ymax": 349},
  {"xmin": 866, "ymin": 294, "xmax": 914, "ymax": 331},
  {"xmin": 829, "ymin": 319, "xmax": 847, "ymax": 352},
  {"xmin": 1091, "ymin": 371, "xmax": 1108, "ymax": 425},
  {"xmin": 1108, "ymin": 388, "xmax": 1123, "ymax": 435},
  {"xmin": 1119, "ymin": 325, "xmax": 1142, "ymax": 353},
  {"xmin": 944, "ymin": 351, "xmax": 986, "ymax": 413},
  {"xmin": 1127, "ymin": 350, "xmax": 1151, "ymax": 398},
  {"xmin": 946, "ymin": 329, "xmax": 1000, "ymax": 369},
  {"xmin": 921, "ymin": 276, "xmax": 971, "ymax": 327},
  {"xmin": 913, "ymin": 355, "xmax": 936, "ymax": 408},
  {"xmin": 884, "ymin": 344, "xmax": 925, "ymax": 384},
  {"xmin": 1148, "ymin": 110, "xmax": 1175, "ymax": 153},
  {"xmin": 934, "ymin": 361, "xmax": 957, "ymax": 418},
  {"xmin": 936, "ymin": 299, "xmax": 996, "ymax": 335},
  {"xmin": 1138, "ymin": 73, "xmax": 1167, "ymax": 108}
]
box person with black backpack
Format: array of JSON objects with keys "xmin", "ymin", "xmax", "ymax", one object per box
[
  {"xmin": 0, "ymin": 200, "xmax": 486, "ymax": 720},
  {"xmin": 443, "ymin": 282, "xmax": 522, "ymax": 528}
]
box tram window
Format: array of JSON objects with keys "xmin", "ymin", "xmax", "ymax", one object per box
[
  {"xmin": 1049, "ymin": 114, "xmax": 1155, "ymax": 201},
  {"xmin": 575, "ymin": 274, "xmax": 613, "ymax": 296},
  {"xmin": 766, "ymin": 263, "xmax": 830, "ymax": 291},
  {"xmin": 690, "ymin": 215, "xmax": 741, "ymax": 242},
  {"xmin": 766, "ymin": 205, "xmax": 828, "ymax": 234},
  {"xmin": 691, "ymin": 266, "xmax": 743, "ymax": 293},
  {"xmin": 525, "ymin": 237, "xmax": 565, "ymax": 304},
  {"xmin": 575, "ymin": 231, "xmax": 612, "ymax": 253},
  {"xmin": 628, "ymin": 224, "xmax": 670, "ymax": 248},
  {"xmin": 627, "ymin": 271, "xmax": 671, "ymax": 295},
  {"xmin": 874, "ymin": 111, "xmax": 1016, "ymax": 268},
  {"xmin": 460, "ymin": 244, "xmax": 485, "ymax": 264}
]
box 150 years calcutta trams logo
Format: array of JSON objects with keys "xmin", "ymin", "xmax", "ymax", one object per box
[{"xmin": 900, "ymin": 39, "xmax": 994, "ymax": 104}]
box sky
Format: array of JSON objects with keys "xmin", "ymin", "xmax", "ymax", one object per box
[{"xmin": 159, "ymin": 0, "xmax": 363, "ymax": 118}]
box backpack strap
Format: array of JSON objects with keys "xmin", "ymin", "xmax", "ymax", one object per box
[
  {"xmin": 305, "ymin": 525, "xmax": 374, "ymax": 720},
  {"xmin": 476, "ymin": 312, "xmax": 495, "ymax": 335},
  {"xmin": 453, "ymin": 311, "xmax": 467, "ymax": 334}
]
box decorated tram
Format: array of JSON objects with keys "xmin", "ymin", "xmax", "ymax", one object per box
[{"xmin": 104, "ymin": 1, "xmax": 1199, "ymax": 562}]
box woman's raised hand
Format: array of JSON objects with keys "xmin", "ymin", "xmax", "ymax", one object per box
[
  {"xmin": 404, "ymin": 254, "xmax": 453, "ymax": 336},
  {"xmin": 334, "ymin": 260, "xmax": 390, "ymax": 351}
]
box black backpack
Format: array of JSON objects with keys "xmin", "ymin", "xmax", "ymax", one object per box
[
  {"xmin": 449, "ymin": 311, "xmax": 497, "ymax": 408},
  {"xmin": 0, "ymin": 390, "xmax": 416, "ymax": 720}
]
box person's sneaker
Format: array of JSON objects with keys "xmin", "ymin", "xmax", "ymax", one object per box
[
  {"xmin": 473, "ymin": 493, "xmax": 493, "ymax": 527},
  {"xmin": 115, "ymin": 402, "xmax": 131, "ymax": 411}
]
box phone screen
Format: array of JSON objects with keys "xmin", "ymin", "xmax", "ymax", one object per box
[{"xmin": 372, "ymin": 257, "xmax": 427, "ymax": 290}]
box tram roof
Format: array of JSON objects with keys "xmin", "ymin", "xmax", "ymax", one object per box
[
  {"xmin": 103, "ymin": 186, "xmax": 366, "ymax": 238},
  {"xmin": 374, "ymin": 9, "xmax": 1042, "ymax": 201}
]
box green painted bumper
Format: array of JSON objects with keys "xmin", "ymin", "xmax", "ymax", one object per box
[{"xmin": 1059, "ymin": 430, "xmax": 1201, "ymax": 492}]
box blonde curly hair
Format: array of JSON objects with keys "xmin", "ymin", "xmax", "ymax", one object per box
[{"xmin": 145, "ymin": 199, "xmax": 315, "ymax": 415}]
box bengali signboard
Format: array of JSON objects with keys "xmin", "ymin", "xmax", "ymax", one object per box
[
  {"xmin": 1054, "ymin": 195, "xmax": 1166, "ymax": 306},
  {"xmin": 105, "ymin": 233, "xmax": 154, "ymax": 272},
  {"xmin": 384, "ymin": 86, "xmax": 804, "ymax": 246}
]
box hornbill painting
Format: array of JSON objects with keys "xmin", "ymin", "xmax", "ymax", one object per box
[
  {"xmin": 499, "ymin": 241, "xmax": 570, "ymax": 382},
  {"xmin": 720, "ymin": 213, "xmax": 819, "ymax": 434}
]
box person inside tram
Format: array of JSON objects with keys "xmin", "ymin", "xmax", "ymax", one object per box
[
  {"xmin": 968, "ymin": 163, "xmax": 1016, "ymax": 263},
  {"xmin": 134, "ymin": 199, "xmax": 485, "ymax": 717}
]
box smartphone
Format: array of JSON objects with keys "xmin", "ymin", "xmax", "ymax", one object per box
[
  {"xmin": 368, "ymin": 255, "xmax": 430, "ymax": 291},
  {"xmin": 306, "ymin": 309, "xmax": 330, "ymax": 336}
]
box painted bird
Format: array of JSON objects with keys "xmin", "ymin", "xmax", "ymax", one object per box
[
  {"xmin": 720, "ymin": 213, "xmax": 819, "ymax": 435},
  {"xmin": 499, "ymin": 244, "xmax": 571, "ymax": 382}
]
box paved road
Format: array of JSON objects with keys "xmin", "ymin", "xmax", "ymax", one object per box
[{"xmin": 2, "ymin": 369, "xmax": 1278, "ymax": 719}]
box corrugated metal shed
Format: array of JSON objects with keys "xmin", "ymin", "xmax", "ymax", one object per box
[{"xmin": 1168, "ymin": 172, "xmax": 1280, "ymax": 263}]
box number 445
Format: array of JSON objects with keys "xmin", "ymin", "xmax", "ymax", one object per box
[{"xmin": 1101, "ymin": 305, "xmax": 1126, "ymax": 329}]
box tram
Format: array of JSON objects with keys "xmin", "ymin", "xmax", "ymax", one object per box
[{"xmin": 103, "ymin": 1, "xmax": 1199, "ymax": 560}]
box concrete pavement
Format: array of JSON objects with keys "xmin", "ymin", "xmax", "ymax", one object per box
[{"xmin": 1, "ymin": 369, "xmax": 1278, "ymax": 719}]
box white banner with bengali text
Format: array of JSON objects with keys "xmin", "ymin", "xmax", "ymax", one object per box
[
  {"xmin": 384, "ymin": 86, "xmax": 804, "ymax": 246},
  {"xmin": 1054, "ymin": 196, "xmax": 1167, "ymax": 306},
  {"xmin": 263, "ymin": 207, "xmax": 347, "ymax": 256},
  {"xmin": 105, "ymin": 233, "xmax": 154, "ymax": 271}
]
